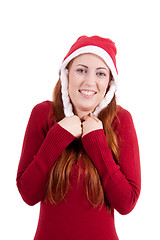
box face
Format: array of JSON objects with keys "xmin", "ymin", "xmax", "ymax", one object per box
[{"xmin": 68, "ymin": 53, "xmax": 110, "ymax": 118}]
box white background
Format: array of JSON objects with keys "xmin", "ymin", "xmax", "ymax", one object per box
[{"xmin": 0, "ymin": 0, "xmax": 160, "ymax": 239}]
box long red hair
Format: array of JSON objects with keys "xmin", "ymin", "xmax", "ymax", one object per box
[{"xmin": 45, "ymin": 78, "xmax": 119, "ymax": 208}]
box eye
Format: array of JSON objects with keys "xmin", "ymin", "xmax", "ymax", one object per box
[
  {"xmin": 96, "ymin": 72, "xmax": 106, "ymax": 77},
  {"xmin": 76, "ymin": 68, "xmax": 87, "ymax": 74}
]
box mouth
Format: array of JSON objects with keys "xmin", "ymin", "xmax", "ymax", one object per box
[{"xmin": 79, "ymin": 89, "xmax": 97, "ymax": 97}]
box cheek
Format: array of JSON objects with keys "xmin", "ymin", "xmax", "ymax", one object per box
[
  {"xmin": 68, "ymin": 73, "xmax": 79, "ymax": 98},
  {"xmin": 68, "ymin": 72, "xmax": 82, "ymax": 89},
  {"xmin": 68, "ymin": 72, "xmax": 75, "ymax": 90},
  {"xmin": 98, "ymin": 78, "xmax": 110, "ymax": 94}
]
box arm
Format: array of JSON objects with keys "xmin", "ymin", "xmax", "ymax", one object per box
[
  {"xmin": 16, "ymin": 101, "xmax": 75, "ymax": 206},
  {"xmin": 82, "ymin": 108, "xmax": 141, "ymax": 215}
]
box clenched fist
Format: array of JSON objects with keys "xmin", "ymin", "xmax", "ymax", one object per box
[
  {"xmin": 58, "ymin": 115, "xmax": 82, "ymax": 138},
  {"xmin": 82, "ymin": 113, "xmax": 103, "ymax": 137}
]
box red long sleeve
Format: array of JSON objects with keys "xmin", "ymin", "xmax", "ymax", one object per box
[
  {"xmin": 16, "ymin": 101, "xmax": 75, "ymax": 206},
  {"xmin": 16, "ymin": 102, "xmax": 141, "ymax": 240},
  {"xmin": 82, "ymin": 107, "xmax": 141, "ymax": 215}
]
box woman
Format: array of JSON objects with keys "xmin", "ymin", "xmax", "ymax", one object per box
[{"xmin": 16, "ymin": 35, "xmax": 141, "ymax": 240}]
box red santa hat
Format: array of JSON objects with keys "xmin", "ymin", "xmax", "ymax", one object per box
[{"xmin": 59, "ymin": 35, "xmax": 118, "ymax": 116}]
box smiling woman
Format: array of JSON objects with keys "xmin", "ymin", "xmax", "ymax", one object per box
[{"xmin": 16, "ymin": 35, "xmax": 141, "ymax": 240}]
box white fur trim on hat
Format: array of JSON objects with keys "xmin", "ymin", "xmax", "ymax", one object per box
[
  {"xmin": 59, "ymin": 45, "xmax": 118, "ymax": 117},
  {"xmin": 61, "ymin": 68, "xmax": 74, "ymax": 116}
]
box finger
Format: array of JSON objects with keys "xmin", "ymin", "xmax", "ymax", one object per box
[
  {"xmin": 81, "ymin": 115, "xmax": 90, "ymax": 121},
  {"xmin": 89, "ymin": 113, "xmax": 99, "ymax": 122}
]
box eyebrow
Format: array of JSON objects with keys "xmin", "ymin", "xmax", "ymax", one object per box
[
  {"xmin": 77, "ymin": 64, "xmax": 109, "ymax": 71},
  {"xmin": 96, "ymin": 67, "xmax": 109, "ymax": 72},
  {"xmin": 77, "ymin": 64, "xmax": 88, "ymax": 68}
]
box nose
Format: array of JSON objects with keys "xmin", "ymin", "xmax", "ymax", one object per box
[{"xmin": 84, "ymin": 72, "xmax": 96, "ymax": 86}]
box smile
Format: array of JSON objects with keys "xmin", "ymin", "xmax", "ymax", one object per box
[{"xmin": 79, "ymin": 89, "xmax": 97, "ymax": 97}]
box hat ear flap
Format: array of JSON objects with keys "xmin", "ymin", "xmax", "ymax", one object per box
[{"xmin": 60, "ymin": 68, "xmax": 74, "ymax": 116}]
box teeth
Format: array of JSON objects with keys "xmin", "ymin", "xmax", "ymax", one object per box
[{"xmin": 80, "ymin": 90, "xmax": 96, "ymax": 96}]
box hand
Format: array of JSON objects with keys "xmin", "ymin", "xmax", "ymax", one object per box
[
  {"xmin": 82, "ymin": 113, "xmax": 103, "ymax": 137},
  {"xmin": 58, "ymin": 115, "xmax": 82, "ymax": 138}
]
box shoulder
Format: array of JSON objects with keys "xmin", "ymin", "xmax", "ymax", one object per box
[
  {"xmin": 29, "ymin": 101, "xmax": 54, "ymax": 130},
  {"xmin": 114, "ymin": 106, "xmax": 136, "ymax": 135},
  {"xmin": 116, "ymin": 106, "xmax": 133, "ymax": 124},
  {"xmin": 31, "ymin": 100, "xmax": 52, "ymax": 115}
]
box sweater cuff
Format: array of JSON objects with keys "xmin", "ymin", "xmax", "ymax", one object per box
[
  {"xmin": 82, "ymin": 129, "xmax": 119, "ymax": 179},
  {"xmin": 36, "ymin": 123, "xmax": 75, "ymax": 169}
]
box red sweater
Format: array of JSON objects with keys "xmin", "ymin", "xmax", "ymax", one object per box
[{"xmin": 16, "ymin": 101, "xmax": 141, "ymax": 240}]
